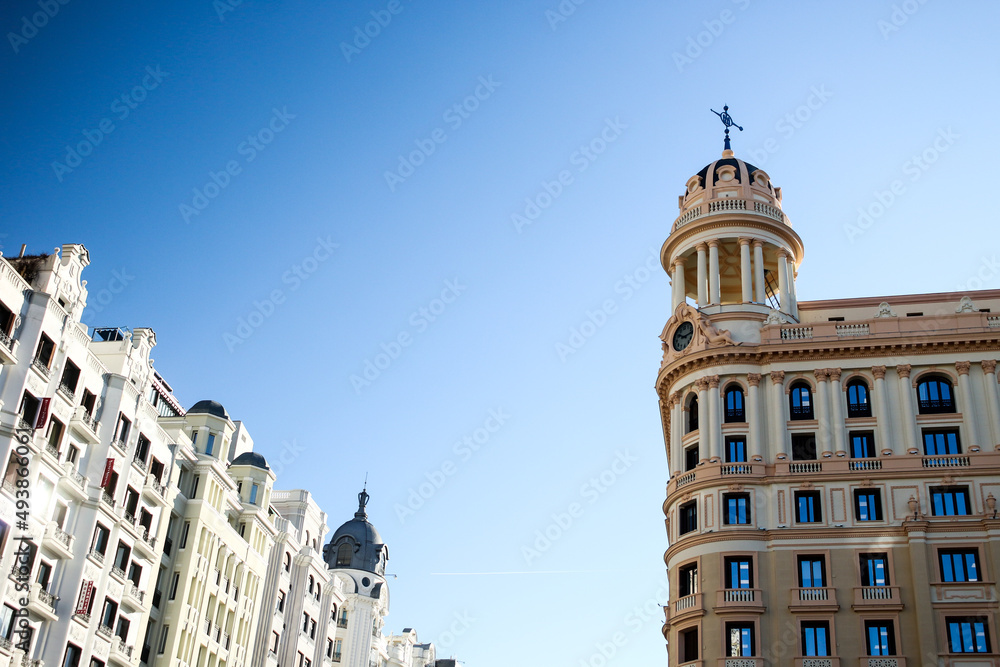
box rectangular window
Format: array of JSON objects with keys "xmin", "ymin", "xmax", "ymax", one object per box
[
  {"xmin": 860, "ymin": 553, "xmax": 889, "ymax": 586},
  {"xmin": 726, "ymin": 622, "xmax": 754, "ymax": 657},
  {"xmin": 801, "ymin": 621, "xmax": 831, "ymax": 656},
  {"xmin": 678, "ymin": 563, "xmax": 697, "ymax": 597},
  {"xmin": 303, "ymin": 613, "xmax": 310, "ymax": 633},
  {"xmin": 678, "ymin": 501, "xmax": 697, "ymax": 535},
  {"xmin": 1, "ymin": 604, "xmax": 17, "ymax": 640},
  {"xmin": 684, "ymin": 445, "xmax": 699, "ymax": 472},
  {"xmin": 114, "ymin": 541, "xmax": 131, "ymax": 570},
  {"xmin": 158, "ymin": 626, "xmax": 169, "ymax": 653},
  {"xmin": 277, "ymin": 590, "xmax": 285, "ymax": 612},
  {"xmin": 100, "ymin": 598, "xmax": 118, "ymax": 629},
  {"xmin": 250, "ymin": 484, "xmax": 259, "ymax": 505},
  {"xmin": 795, "ymin": 491, "xmax": 822, "ymax": 523},
  {"xmin": 854, "ymin": 489, "xmax": 883, "ymax": 521},
  {"xmin": 34, "ymin": 334, "xmax": 55, "ymax": 368},
  {"xmin": 851, "ymin": 431, "xmax": 877, "ymax": 458},
  {"xmin": 134, "ymin": 435, "xmax": 150, "ymax": 464},
  {"xmin": 798, "ymin": 556, "xmax": 826, "ymax": 588},
  {"xmin": 725, "ymin": 437, "xmax": 747, "ymax": 463},
  {"xmin": 923, "ymin": 429, "xmax": 961, "ymax": 455},
  {"xmin": 168, "ymin": 572, "xmax": 180, "ymax": 600},
  {"xmin": 46, "ymin": 417, "xmax": 65, "ymax": 452},
  {"xmin": 180, "ymin": 522, "xmax": 190, "ymax": 549},
  {"xmin": 723, "ymin": 493, "xmax": 751, "ymax": 525},
  {"xmin": 865, "ymin": 620, "xmax": 896, "ymax": 656},
  {"xmin": 940, "ymin": 549, "xmax": 980, "ymax": 582},
  {"xmin": 679, "ymin": 627, "xmax": 698, "ymax": 662},
  {"xmin": 92, "ymin": 524, "xmax": 110, "ymax": 555},
  {"xmin": 930, "ymin": 486, "xmax": 971, "ymax": 516},
  {"xmin": 206, "ymin": 433, "xmax": 215, "ymax": 456},
  {"xmin": 62, "ymin": 644, "xmax": 82, "ymax": 667},
  {"xmin": 792, "ymin": 433, "xmax": 817, "ymax": 460},
  {"xmin": 947, "ymin": 617, "xmax": 991, "ymax": 653},
  {"xmin": 113, "ymin": 413, "xmax": 131, "ymax": 446},
  {"xmin": 724, "ymin": 557, "xmax": 753, "ymax": 589},
  {"xmin": 60, "ymin": 360, "xmax": 81, "ymax": 393},
  {"xmin": 272, "ymin": 632, "xmax": 280, "ymax": 653}
]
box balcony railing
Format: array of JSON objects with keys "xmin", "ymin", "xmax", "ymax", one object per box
[
  {"xmin": 918, "ymin": 399, "xmax": 955, "ymax": 414},
  {"xmin": 34, "ymin": 585, "xmax": 57, "ymax": 612},
  {"xmin": 847, "ymin": 403, "xmax": 872, "ymax": 418},
  {"xmin": 789, "ymin": 462, "xmax": 822, "ymax": 474},
  {"xmin": 44, "ymin": 442, "xmax": 60, "ymax": 459},
  {"xmin": 88, "ymin": 548, "xmax": 105, "ymax": 564},
  {"xmin": 922, "ymin": 454, "xmax": 970, "ymax": 468},
  {"xmin": 31, "ymin": 357, "xmax": 51, "ymax": 378},
  {"xmin": 789, "ymin": 405, "xmax": 815, "ymax": 418},
  {"xmin": 132, "ymin": 456, "xmax": 148, "ymax": 474},
  {"xmin": 721, "ymin": 588, "xmax": 757, "ymax": 603},
  {"xmin": 853, "ymin": 586, "xmax": 902, "ymax": 607},
  {"xmin": 57, "ymin": 382, "xmax": 76, "ymax": 400},
  {"xmin": 0, "ymin": 635, "xmax": 11, "ymax": 651},
  {"xmin": 790, "ymin": 587, "xmax": 838, "ymax": 611},
  {"xmin": 96, "ymin": 624, "xmax": 114, "ymax": 639},
  {"xmin": 848, "ymin": 458, "xmax": 882, "ymax": 471},
  {"xmin": 101, "ymin": 491, "xmax": 115, "ymax": 508},
  {"xmin": 0, "ymin": 329, "xmax": 14, "ymax": 351},
  {"xmin": 336, "ymin": 619, "xmax": 348, "ymax": 628}
]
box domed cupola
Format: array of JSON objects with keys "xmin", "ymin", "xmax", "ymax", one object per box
[
  {"xmin": 661, "ymin": 106, "xmax": 805, "ymax": 328},
  {"xmin": 324, "ymin": 489, "xmax": 388, "ymax": 575}
]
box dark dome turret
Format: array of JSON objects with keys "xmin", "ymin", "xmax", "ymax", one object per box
[
  {"xmin": 187, "ymin": 399, "xmax": 229, "ymax": 419},
  {"xmin": 324, "ymin": 489, "xmax": 388, "ymax": 575}
]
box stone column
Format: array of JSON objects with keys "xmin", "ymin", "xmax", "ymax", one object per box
[
  {"xmin": 872, "ymin": 366, "xmax": 893, "ymax": 455},
  {"xmin": 669, "ymin": 392, "xmax": 682, "ymax": 474},
  {"xmin": 828, "ymin": 368, "xmax": 847, "ymax": 455},
  {"xmin": 770, "ymin": 371, "xmax": 786, "ymax": 459},
  {"xmin": 788, "ymin": 256, "xmax": 798, "ymax": 314},
  {"xmin": 708, "ymin": 240, "xmax": 721, "ymax": 305},
  {"xmin": 708, "ymin": 375, "xmax": 722, "ymax": 461},
  {"xmin": 956, "ymin": 362, "xmax": 981, "ymax": 449},
  {"xmin": 897, "ymin": 365, "xmax": 919, "ymax": 453},
  {"xmin": 814, "ymin": 369, "xmax": 832, "ymax": 454},
  {"xmin": 982, "ymin": 360, "xmax": 1000, "ymax": 449},
  {"xmin": 777, "ymin": 249, "xmax": 790, "ymax": 313},
  {"xmin": 696, "ymin": 378, "xmax": 710, "ymax": 464},
  {"xmin": 747, "ymin": 373, "xmax": 762, "ymax": 461},
  {"xmin": 753, "ymin": 240, "xmax": 765, "ymax": 304},
  {"xmin": 672, "ymin": 257, "xmax": 687, "ymax": 311},
  {"xmin": 739, "ymin": 238, "xmax": 753, "ymax": 303},
  {"xmin": 696, "ymin": 243, "xmax": 708, "ymax": 307}
]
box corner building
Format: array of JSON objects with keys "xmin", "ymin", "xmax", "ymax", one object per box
[{"xmin": 657, "ymin": 147, "xmax": 1000, "ymax": 665}]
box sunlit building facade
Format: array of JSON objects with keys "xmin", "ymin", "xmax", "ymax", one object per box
[{"xmin": 657, "ymin": 148, "xmax": 1000, "ymax": 665}]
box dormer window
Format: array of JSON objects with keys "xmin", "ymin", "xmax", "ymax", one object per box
[
  {"xmin": 335, "ymin": 543, "xmax": 352, "ymax": 567},
  {"xmin": 206, "ymin": 433, "xmax": 216, "ymax": 456}
]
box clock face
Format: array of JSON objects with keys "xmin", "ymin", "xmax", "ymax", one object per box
[{"xmin": 672, "ymin": 321, "xmax": 694, "ymax": 351}]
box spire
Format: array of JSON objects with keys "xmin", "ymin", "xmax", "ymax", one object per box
[
  {"xmin": 356, "ymin": 487, "xmax": 369, "ymax": 519},
  {"xmin": 710, "ymin": 104, "xmax": 743, "ymax": 155}
]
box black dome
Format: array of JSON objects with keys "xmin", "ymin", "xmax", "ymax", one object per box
[
  {"xmin": 323, "ymin": 490, "xmax": 388, "ymax": 575},
  {"xmin": 231, "ymin": 452, "xmax": 269, "ymax": 470},
  {"xmin": 694, "ymin": 157, "xmax": 759, "ymax": 187},
  {"xmin": 187, "ymin": 400, "xmax": 229, "ymax": 419}
]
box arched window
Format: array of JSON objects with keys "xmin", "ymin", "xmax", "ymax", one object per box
[
  {"xmin": 687, "ymin": 396, "xmax": 699, "ymax": 433},
  {"xmin": 918, "ymin": 376, "xmax": 955, "ymax": 414},
  {"xmin": 789, "ymin": 382, "xmax": 813, "ymax": 420},
  {"xmin": 336, "ymin": 543, "xmax": 352, "ymax": 567},
  {"xmin": 846, "ymin": 379, "xmax": 872, "ymax": 418},
  {"xmin": 724, "ymin": 386, "xmax": 745, "ymax": 423},
  {"xmin": 283, "ymin": 552, "xmax": 291, "ymax": 572}
]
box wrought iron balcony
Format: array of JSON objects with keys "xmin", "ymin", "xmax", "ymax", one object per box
[{"xmin": 31, "ymin": 357, "xmax": 51, "ymax": 379}]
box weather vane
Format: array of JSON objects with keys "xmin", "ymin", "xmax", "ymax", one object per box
[{"xmin": 710, "ymin": 104, "xmax": 743, "ymax": 151}]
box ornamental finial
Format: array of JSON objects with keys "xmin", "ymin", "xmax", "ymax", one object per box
[{"xmin": 710, "ymin": 104, "xmax": 743, "ymax": 152}]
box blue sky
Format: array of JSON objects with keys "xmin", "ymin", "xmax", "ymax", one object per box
[{"xmin": 2, "ymin": 1, "xmax": 998, "ymax": 663}]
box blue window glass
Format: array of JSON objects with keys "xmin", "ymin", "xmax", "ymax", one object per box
[
  {"xmin": 726, "ymin": 623, "xmax": 754, "ymax": 657},
  {"xmin": 931, "ymin": 487, "xmax": 971, "ymax": 516},
  {"xmin": 866, "ymin": 621, "xmax": 895, "ymax": 655},
  {"xmin": 851, "ymin": 432, "xmax": 876, "ymax": 458},
  {"xmin": 798, "ymin": 557, "xmax": 825, "ymax": 588},
  {"xmin": 725, "ymin": 388, "xmax": 745, "ymax": 422},
  {"xmin": 206, "ymin": 433, "xmax": 215, "ymax": 456},
  {"xmin": 847, "ymin": 380, "xmax": 872, "ymax": 417},
  {"xmin": 947, "ymin": 617, "xmax": 990, "ymax": 653},
  {"xmin": 725, "ymin": 557, "xmax": 752, "ymax": 589},
  {"xmin": 790, "ymin": 384, "xmax": 813, "ymax": 420},
  {"xmin": 940, "ymin": 550, "xmax": 980, "ymax": 582},
  {"xmin": 725, "ymin": 438, "xmax": 747, "ymax": 463},
  {"xmin": 795, "ymin": 491, "xmax": 821, "ymax": 523},
  {"xmin": 724, "ymin": 494, "xmax": 750, "ymax": 525},
  {"xmin": 923, "ymin": 430, "xmax": 961, "ymax": 455},
  {"xmin": 918, "ymin": 378, "xmax": 955, "ymax": 413},
  {"xmin": 855, "ymin": 490, "xmax": 883, "ymax": 521},
  {"xmin": 802, "ymin": 622, "xmax": 830, "ymax": 656},
  {"xmin": 860, "ymin": 554, "xmax": 889, "ymax": 586}
]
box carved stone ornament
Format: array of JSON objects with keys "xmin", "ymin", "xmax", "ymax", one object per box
[
  {"xmin": 828, "ymin": 368, "xmax": 842, "ymax": 382},
  {"xmin": 814, "ymin": 368, "xmax": 829, "ymax": 381},
  {"xmin": 941, "ymin": 475, "xmax": 955, "ymax": 486},
  {"xmin": 956, "ymin": 296, "xmax": 977, "ymax": 313},
  {"xmin": 799, "ymin": 481, "xmax": 814, "ymax": 489},
  {"xmin": 695, "ymin": 378, "xmax": 710, "ymax": 392},
  {"xmin": 708, "ymin": 375, "xmax": 720, "ymax": 389},
  {"xmin": 747, "ymin": 373, "xmax": 762, "ymax": 387},
  {"xmin": 872, "ymin": 365, "xmax": 887, "ymax": 380},
  {"xmin": 983, "ymin": 360, "xmax": 997, "ymax": 374},
  {"xmin": 874, "ymin": 302, "xmax": 897, "ymax": 318},
  {"xmin": 896, "ymin": 364, "xmax": 912, "ymax": 378},
  {"xmin": 770, "ymin": 370, "xmax": 785, "ymax": 385},
  {"xmin": 762, "ymin": 309, "xmax": 790, "ymax": 326},
  {"xmin": 659, "ymin": 303, "xmax": 740, "ymax": 363},
  {"xmin": 728, "ymin": 484, "xmax": 744, "ymax": 492},
  {"xmin": 907, "ymin": 495, "xmax": 920, "ymax": 518},
  {"xmin": 669, "ymin": 391, "xmax": 682, "ymax": 407},
  {"xmin": 955, "ymin": 361, "xmax": 971, "ymax": 376},
  {"xmin": 860, "ymin": 478, "xmax": 874, "ymax": 488},
  {"xmin": 681, "ymin": 492, "xmax": 692, "ymax": 502}
]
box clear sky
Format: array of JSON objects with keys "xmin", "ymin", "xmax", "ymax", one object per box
[{"xmin": 2, "ymin": 1, "xmax": 998, "ymax": 664}]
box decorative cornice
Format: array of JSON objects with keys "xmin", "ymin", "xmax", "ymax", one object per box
[
  {"xmin": 872, "ymin": 365, "xmax": 887, "ymax": 380},
  {"xmin": 747, "ymin": 373, "xmax": 761, "ymax": 387},
  {"xmin": 896, "ymin": 364, "xmax": 912, "ymax": 378},
  {"xmin": 983, "ymin": 360, "xmax": 998, "ymax": 375},
  {"xmin": 956, "ymin": 361, "xmax": 971, "ymax": 376}
]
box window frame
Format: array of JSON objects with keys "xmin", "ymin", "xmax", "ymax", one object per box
[
  {"xmin": 946, "ymin": 616, "xmax": 992, "ymax": 654},
  {"xmin": 722, "ymin": 493, "xmax": 751, "ymax": 526},
  {"xmin": 917, "ymin": 376, "xmax": 956, "ymax": 414},
  {"xmin": 854, "ymin": 488, "xmax": 884, "ymax": 522},
  {"xmin": 930, "ymin": 486, "xmax": 972, "ymax": 516},
  {"xmin": 678, "ymin": 500, "xmax": 698, "ymax": 536},
  {"xmin": 724, "ymin": 385, "xmax": 745, "ymax": 423},
  {"xmin": 846, "ymin": 379, "xmax": 873, "ymax": 418},
  {"xmin": 789, "ymin": 382, "xmax": 814, "ymax": 420},
  {"xmin": 794, "ymin": 490, "xmax": 823, "ymax": 524}
]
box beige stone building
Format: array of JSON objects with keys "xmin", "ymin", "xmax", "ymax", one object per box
[{"xmin": 657, "ymin": 148, "xmax": 1000, "ymax": 665}]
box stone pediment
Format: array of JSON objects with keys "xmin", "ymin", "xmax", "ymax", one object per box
[{"xmin": 659, "ymin": 303, "xmax": 739, "ymax": 368}]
